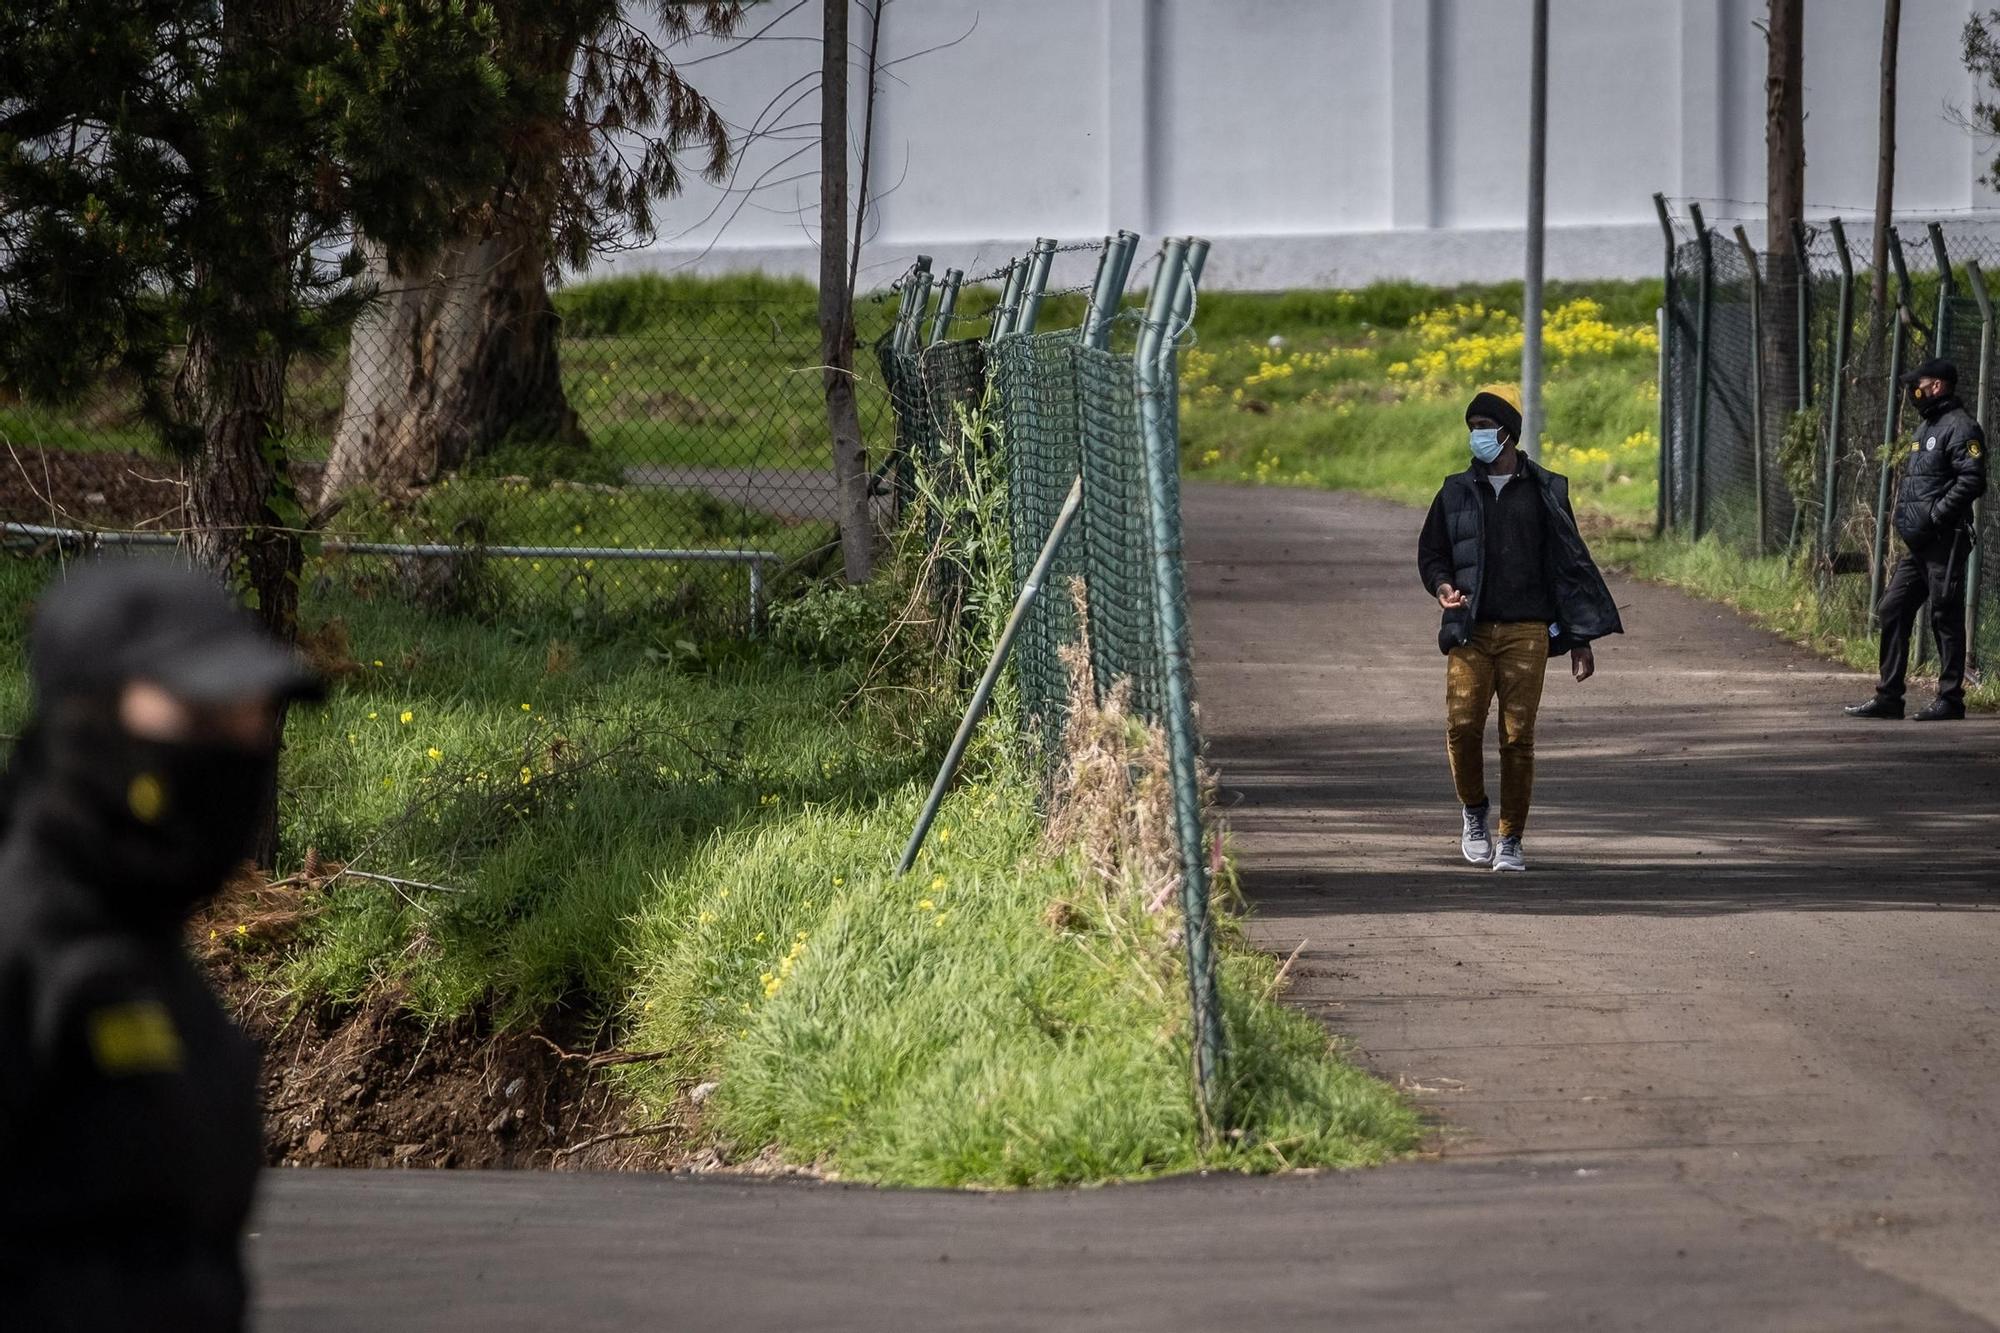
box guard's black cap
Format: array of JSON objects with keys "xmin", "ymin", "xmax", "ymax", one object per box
[
  {"xmin": 1899, "ymin": 357, "xmax": 1958, "ymax": 390},
  {"xmin": 29, "ymin": 559, "xmax": 325, "ymax": 708},
  {"xmin": 1466, "ymin": 390, "xmax": 1523, "ymax": 441}
]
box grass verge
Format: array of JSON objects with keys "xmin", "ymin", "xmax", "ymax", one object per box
[
  {"xmin": 1601, "ymin": 531, "xmax": 2000, "ymax": 710},
  {"xmin": 0, "ymin": 548, "xmax": 1417, "ymax": 1184}
]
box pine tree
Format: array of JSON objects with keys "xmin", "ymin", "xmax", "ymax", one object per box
[{"xmin": 0, "ymin": 0, "xmax": 519, "ymax": 639}]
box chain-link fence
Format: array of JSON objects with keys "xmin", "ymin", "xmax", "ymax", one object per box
[
  {"xmin": 0, "ymin": 291, "xmax": 902, "ymax": 633},
  {"xmin": 1660, "ymin": 205, "xmax": 2000, "ymax": 676},
  {"xmin": 879, "ymin": 236, "xmax": 1227, "ymax": 1131}
]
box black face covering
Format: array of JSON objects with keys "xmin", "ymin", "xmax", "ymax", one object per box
[{"xmin": 30, "ymin": 705, "xmax": 274, "ymax": 929}]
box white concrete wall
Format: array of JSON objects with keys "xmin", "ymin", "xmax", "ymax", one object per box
[{"xmin": 618, "ymin": 0, "xmax": 2000, "ymax": 290}]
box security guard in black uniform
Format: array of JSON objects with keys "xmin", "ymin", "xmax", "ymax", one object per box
[
  {"xmin": 1847, "ymin": 357, "xmax": 1989, "ymax": 722},
  {"xmin": 0, "ymin": 559, "xmax": 321, "ymax": 1331}
]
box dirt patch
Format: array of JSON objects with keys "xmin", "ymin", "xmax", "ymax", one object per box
[
  {"xmin": 192, "ymin": 874, "xmax": 811, "ymax": 1175},
  {"xmin": 0, "ymin": 446, "xmax": 330, "ymax": 532},
  {"xmin": 0, "ymin": 447, "xmax": 184, "ymax": 529}
]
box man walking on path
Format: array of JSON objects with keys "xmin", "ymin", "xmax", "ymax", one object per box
[
  {"xmin": 1846, "ymin": 357, "xmax": 1987, "ymax": 722},
  {"xmin": 1417, "ymin": 391, "xmax": 1623, "ymax": 872}
]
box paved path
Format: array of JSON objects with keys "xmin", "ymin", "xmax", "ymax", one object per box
[
  {"xmin": 1183, "ymin": 483, "xmax": 2000, "ymax": 1326},
  {"xmin": 252, "ymin": 1164, "xmax": 1983, "ymax": 1331},
  {"xmin": 248, "ymin": 481, "xmax": 2000, "ymax": 1330}
]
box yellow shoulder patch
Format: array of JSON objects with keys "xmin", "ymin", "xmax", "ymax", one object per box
[
  {"xmin": 88, "ymin": 1000, "xmax": 184, "ymax": 1075},
  {"xmin": 1971, "ymin": 442, "xmax": 1983, "ymax": 460}
]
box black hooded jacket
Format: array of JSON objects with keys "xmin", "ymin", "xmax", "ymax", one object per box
[
  {"xmin": 0, "ymin": 721, "xmax": 265, "ymax": 1332},
  {"xmin": 1893, "ymin": 392, "xmax": 1987, "ymax": 551},
  {"xmin": 1418, "ymin": 457, "xmax": 1625, "ymax": 656}
]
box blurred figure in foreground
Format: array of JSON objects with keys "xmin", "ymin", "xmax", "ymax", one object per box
[{"xmin": 0, "ymin": 559, "xmax": 321, "ymax": 1331}]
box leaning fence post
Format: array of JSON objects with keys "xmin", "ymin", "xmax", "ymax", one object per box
[
  {"xmin": 1824, "ymin": 217, "xmax": 1855, "ymax": 565},
  {"xmin": 1735, "ymin": 226, "xmax": 1770, "ymax": 554},
  {"xmin": 1016, "ymin": 238, "xmax": 1059, "ymax": 335},
  {"xmin": 1690, "ymin": 203, "xmax": 1714, "ymax": 538},
  {"xmin": 1653, "ymin": 193, "xmax": 1676, "ymax": 537},
  {"xmin": 1966, "ymin": 260, "xmax": 1993, "ymax": 674},
  {"xmin": 1137, "ymin": 238, "xmax": 1225, "ymax": 1136},
  {"xmin": 928, "ymin": 268, "xmax": 964, "ymax": 345}
]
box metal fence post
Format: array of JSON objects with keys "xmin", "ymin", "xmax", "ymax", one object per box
[
  {"xmin": 1786, "ymin": 220, "xmax": 1814, "ymax": 552},
  {"xmin": 1966, "ymin": 259, "xmax": 1993, "ymax": 674},
  {"xmin": 1824, "ymin": 218, "xmax": 1855, "ymax": 564},
  {"xmin": 1690, "ymin": 204, "xmax": 1714, "ymax": 538},
  {"xmin": 1137, "ymin": 237, "xmax": 1225, "ymax": 1135},
  {"xmin": 1870, "ymin": 229, "xmax": 1914, "ymax": 628},
  {"xmin": 1793, "ymin": 219, "xmax": 1814, "ymax": 412},
  {"xmin": 1929, "ymin": 222, "xmax": 1955, "ymax": 357},
  {"xmin": 1091, "ymin": 229, "xmax": 1141, "ymax": 345},
  {"xmin": 1082, "ymin": 237, "xmax": 1118, "ymax": 347},
  {"xmin": 989, "ymin": 260, "xmax": 1023, "ymax": 341},
  {"xmin": 1652, "ymin": 193, "xmax": 1676, "ymax": 536},
  {"xmin": 928, "ymin": 268, "xmax": 964, "ymax": 345},
  {"xmin": 1016, "ymin": 238, "xmax": 1059, "ymax": 335},
  {"xmin": 893, "ymin": 255, "xmax": 934, "ymax": 357},
  {"xmin": 1735, "ymin": 226, "xmax": 1770, "ymax": 554}
]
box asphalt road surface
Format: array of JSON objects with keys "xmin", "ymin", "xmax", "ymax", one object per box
[
  {"xmin": 1186, "ymin": 484, "xmax": 2000, "ymax": 1326},
  {"xmin": 251, "ymin": 481, "xmax": 2000, "ymax": 1331}
]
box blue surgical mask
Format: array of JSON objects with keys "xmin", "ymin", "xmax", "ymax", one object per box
[{"xmin": 1470, "ymin": 428, "xmax": 1505, "ymax": 463}]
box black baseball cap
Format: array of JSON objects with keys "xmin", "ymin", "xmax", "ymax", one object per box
[
  {"xmin": 30, "ymin": 558, "xmax": 325, "ymax": 707},
  {"xmin": 1899, "ymin": 357, "xmax": 1958, "ymax": 390}
]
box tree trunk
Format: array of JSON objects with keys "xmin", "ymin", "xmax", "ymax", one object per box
[
  {"xmin": 1765, "ymin": 0, "xmax": 1805, "ymax": 411},
  {"xmin": 1870, "ymin": 0, "xmax": 1901, "ymax": 343},
  {"xmin": 821, "ymin": 0, "xmax": 874, "ymax": 584},
  {"xmin": 321, "ymin": 225, "xmax": 582, "ymax": 502},
  {"xmin": 181, "ymin": 288, "xmax": 301, "ymax": 868}
]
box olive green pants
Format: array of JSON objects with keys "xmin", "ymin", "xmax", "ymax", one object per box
[{"xmin": 1445, "ymin": 621, "xmax": 1549, "ymax": 839}]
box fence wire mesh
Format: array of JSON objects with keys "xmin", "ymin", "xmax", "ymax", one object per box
[
  {"xmin": 880, "ymin": 246, "xmax": 1224, "ymax": 1123},
  {"xmin": 1662, "ymin": 216, "xmax": 2000, "ymax": 678},
  {"xmin": 0, "ymin": 294, "xmax": 901, "ymax": 634}
]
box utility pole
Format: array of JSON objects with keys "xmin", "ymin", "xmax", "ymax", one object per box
[{"xmin": 1522, "ymin": 0, "xmax": 1549, "ymax": 460}]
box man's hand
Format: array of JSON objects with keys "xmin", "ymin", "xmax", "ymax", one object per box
[
  {"xmin": 1437, "ymin": 583, "xmax": 1468, "ymax": 610},
  {"xmin": 1571, "ymin": 646, "xmax": 1595, "ymax": 683}
]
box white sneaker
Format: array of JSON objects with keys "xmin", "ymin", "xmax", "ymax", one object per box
[
  {"xmin": 1491, "ymin": 835, "xmax": 1526, "ymax": 872},
  {"xmin": 1460, "ymin": 804, "xmax": 1493, "ymax": 865}
]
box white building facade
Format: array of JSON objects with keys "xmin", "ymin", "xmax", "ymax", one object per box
[{"xmin": 630, "ymin": 0, "xmax": 2000, "ymax": 290}]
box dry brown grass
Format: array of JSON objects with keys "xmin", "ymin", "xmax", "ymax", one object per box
[{"xmin": 1043, "ymin": 581, "xmax": 1184, "ymax": 915}]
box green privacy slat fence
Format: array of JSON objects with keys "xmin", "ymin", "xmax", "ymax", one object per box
[
  {"xmin": 988, "ymin": 329, "xmax": 1088, "ymax": 741},
  {"xmin": 1658, "ymin": 208, "xmax": 2000, "ymax": 674},
  {"xmin": 879, "ymin": 238, "xmax": 1226, "ymax": 1130}
]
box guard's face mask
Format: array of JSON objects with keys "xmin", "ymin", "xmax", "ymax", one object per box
[
  {"xmin": 1470, "ymin": 428, "xmax": 1506, "ymax": 464},
  {"xmin": 36, "ymin": 704, "xmax": 274, "ymax": 927}
]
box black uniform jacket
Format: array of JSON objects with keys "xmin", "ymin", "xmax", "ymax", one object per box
[
  {"xmin": 1417, "ymin": 457, "xmax": 1625, "ymax": 657},
  {"xmin": 0, "ymin": 798, "xmax": 261, "ymax": 1332},
  {"xmin": 1894, "ymin": 395, "xmax": 1987, "ymax": 551}
]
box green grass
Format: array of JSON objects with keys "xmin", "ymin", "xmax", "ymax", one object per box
[
  {"xmin": 1178, "ymin": 283, "xmax": 1663, "ymax": 522},
  {"xmin": 324, "ymin": 473, "xmax": 833, "ymax": 625},
  {"xmin": 0, "ymin": 552, "xmax": 1416, "ymax": 1184},
  {"xmin": 1602, "ymin": 532, "xmax": 2000, "ymax": 710}
]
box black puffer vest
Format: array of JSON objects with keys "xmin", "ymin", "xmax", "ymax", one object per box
[
  {"xmin": 1419, "ymin": 459, "xmax": 1624, "ymax": 657},
  {"xmin": 1892, "ymin": 395, "xmax": 1986, "ymax": 551}
]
